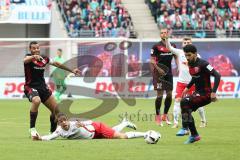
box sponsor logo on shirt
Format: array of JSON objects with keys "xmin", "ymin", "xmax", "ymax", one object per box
[
  {"xmin": 160, "ymin": 53, "xmax": 172, "ymax": 55},
  {"xmin": 34, "ymin": 66, "xmax": 46, "ymax": 70},
  {"xmin": 194, "ymin": 67, "xmax": 200, "ymax": 73}
]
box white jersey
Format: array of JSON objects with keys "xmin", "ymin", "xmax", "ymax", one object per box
[
  {"xmin": 166, "ymin": 40, "xmax": 191, "ymax": 84},
  {"xmin": 41, "ymin": 121, "xmax": 95, "ymax": 141}
]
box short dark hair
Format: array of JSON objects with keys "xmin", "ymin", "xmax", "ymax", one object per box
[
  {"xmin": 29, "ymin": 41, "xmax": 38, "ymax": 49},
  {"xmin": 57, "ymin": 48, "xmax": 62, "ymax": 52},
  {"xmin": 183, "ymin": 44, "xmax": 197, "ymax": 53},
  {"xmin": 57, "ymin": 113, "xmax": 68, "ymax": 120},
  {"xmin": 160, "ymin": 27, "xmax": 168, "ymax": 32},
  {"xmin": 183, "ymin": 37, "xmax": 192, "ymax": 41}
]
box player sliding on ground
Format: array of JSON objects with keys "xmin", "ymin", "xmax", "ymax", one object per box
[{"xmin": 33, "ymin": 113, "xmax": 154, "ymax": 141}]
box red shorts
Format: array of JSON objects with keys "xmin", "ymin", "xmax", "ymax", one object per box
[
  {"xmin": 175, "ymin": 82, "xmax": 195, "ymax": 98},
  {"xmin": 92, "ymin": 122, "xmax": 115, "ymax": 139}
]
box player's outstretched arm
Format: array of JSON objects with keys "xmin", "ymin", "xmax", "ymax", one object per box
[
  {"xmin": 50, "ymin": 61, "xmax": 80, "ymax": 76},
  {"xmin": 38, "ymin": 132, "xmax": 60, "ymax": 141}
]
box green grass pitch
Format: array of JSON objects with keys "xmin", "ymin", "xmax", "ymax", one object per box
[{"xmin": 0, "ymin": 99, "xmax": 239, "ymax": 160}]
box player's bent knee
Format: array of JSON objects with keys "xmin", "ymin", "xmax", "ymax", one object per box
[
  {"xmin": 180, "ymin": 98, "xmax": 190, "ymax": 108},
  {"xmin": 32, "ymin": 96, "xmax": 41, "ymax": 105}
]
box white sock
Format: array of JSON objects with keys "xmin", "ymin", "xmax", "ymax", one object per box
[
  {"xmin": 112, "ymin": 122, "xmax": 128, "ymax": 132},
  {"xmin": 198, "ymin": 107, "xmax": 206, "ymax": 122},
  {"xmin": 125, "ymin": 132, "xmax": 145, "ymax": 139},
  {"xmin": 173, "ymin": 101, "xmax": 180, "ymax": 124}
]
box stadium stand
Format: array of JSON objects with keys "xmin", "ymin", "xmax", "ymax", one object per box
[
  {"xmin": 56, "ymin": 0, "xmax": 137, "ymax": 38},
  {"xmin": 145, "ymin": 0, "xmax": 240, "ymax": 38}
]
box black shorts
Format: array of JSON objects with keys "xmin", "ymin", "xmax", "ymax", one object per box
[
  {"xmin": 183, "ymin": 92, "xmax": 211, "ymax": 111},
  {"xmin": 24, "ymin": 85, "xmax": 52, "ymax": 103},
  {"xmin": 152, "ymin": 71, "xmax": 173, "ymax": 91}
]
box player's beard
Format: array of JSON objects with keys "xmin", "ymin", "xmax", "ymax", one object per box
[{"xmin": 188, "ymin": 59, "xmax": 195, "ymax": 66}]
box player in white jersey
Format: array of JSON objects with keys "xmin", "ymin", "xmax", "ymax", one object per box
[
  {"xmin": 33, "ymin": 113, "xmax": 154, "ymax": 141},
  {"xmin": 165, "ymin": 37, "xmax": 207, "ymax": 130}
]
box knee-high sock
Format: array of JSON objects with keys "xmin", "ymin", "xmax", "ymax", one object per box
[
  {"xmin": 155, "ymin": 96, "xmax": 163, "ymax": 115},
  {"xmin": 164, "ymin": 95, "xmax": 172, "ymax": 114},
  {"xmin": 125, "ymin": 132, "xmax": 145, "ymax": 139},
  {"xmin": 181, "ymin": 112, "xmax": 189, "ymax": 129},
  {"xmin": 188, "ymin": 114, "xmax": 198, "ymax": 136},
  {"xmin": 50, "ymin": 114, "xmax": 57, "ymax": 133},
  {"xmin": 30, "ymin": 111, "xmax": 38, "ymax": 128},
  {"xmin": 198, "ymin": 107, "xmax": 206, "ymax": 122},
  {"xmin": 173, "ymin": 101, "xmax": 180, "ymax": 124},
  {"xmin": 182, "ymin": 107, "xmax": 198, "ymax": 136},
  {"xmin": 112, "ymin": 122, "xmax": 128, "ymax": 132}
]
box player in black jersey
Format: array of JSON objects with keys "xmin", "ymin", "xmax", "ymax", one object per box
[
  {"xmin": 24, "ymin": 41, "xmax": 80, "ymax": 139},
  {"xmin": 150, "ymin": 28, "xmax": 177, "ymax": 126},
  {"xmin": 177, "ymin": 44, "xmax": 221, "ymax": 144}
]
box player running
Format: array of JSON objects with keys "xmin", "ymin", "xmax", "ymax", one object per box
[
  {"xmin": 24, "ymin": 41, "xmax": 80, "ymax": 139},
  {"xmin": 165, "ymin": 37, "xmax": 207, "ymax": 129},
  {"xmin": 33, "ymin": 113, "xmax": 153, "ymax": 141},
  {"xmin": 179, "ymin": 44, "xmax": 221, "ymax": 144}
]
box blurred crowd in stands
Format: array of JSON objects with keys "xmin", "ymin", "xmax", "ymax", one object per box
[
  {"xmin": 57, "ymin": 0, "xmax": 136, "ymax": 38},
  {"xmin": 208, "ymin": 54, "xmax": 238, "ymax": 76},
  {"xmin": 146, "ymin": 0, "xmax": 240, "ymax": 38}
]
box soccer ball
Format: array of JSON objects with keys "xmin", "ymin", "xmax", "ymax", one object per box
[{"xmin": 144, "ymin": 130, "xmax": 161, "ymax": 144}]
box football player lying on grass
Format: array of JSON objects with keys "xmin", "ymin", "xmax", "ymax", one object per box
[{"xmin": 33, "ymin": 113, "xmax": 153, "ymax": 140}]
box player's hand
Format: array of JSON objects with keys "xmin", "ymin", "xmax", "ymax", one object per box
[
  {"xmin": 211, "ymin": 92, "xmax": 217, "ymax": 102},
  {"xmin": 156, "ymin": 67, "xmax": 165, "ymax": 76},
  {"xmin": 182, "ymin": 88, "xmax": 189, "ymax": 98},
  {"xmin": 150, "ymin": 58, "xmax": 155, "ymax": 64},
  {"xmin": 72, "ymin": 68, "xmax": 81, "ymax": 76},
  {"xmin": 32, "ymin": 55, "xmax": 43, "ymax": 61},
  {"xmin": 32, "ymin": 134, "xmax": 42, "ymax": 141},
  {"xmin": 155, "ymin": 65, "xmax": 165, "ymax": 76},
  {"xmin": 76, "ymin": 121, "xmax": 84, "ymax": 128}
]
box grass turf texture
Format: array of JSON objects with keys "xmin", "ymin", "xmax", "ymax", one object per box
[{"xmin": 0, "ymin": 99, "xmax": 239, "ymax": 160}]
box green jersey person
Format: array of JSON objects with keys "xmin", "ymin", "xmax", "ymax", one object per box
[{"xmin": 52, "ymin": 49, "xmax": 66, "ymax": 102}]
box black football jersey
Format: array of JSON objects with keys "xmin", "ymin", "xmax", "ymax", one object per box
[
  {"xmin": 24, "ymin": 54, "xmax": 50, "ymax": 88},
  {"xmin": 151, "ymin": 41, "xmax": 176, "ymax": 75}
]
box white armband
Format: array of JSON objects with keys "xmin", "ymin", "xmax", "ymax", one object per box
[{"xmin": 206, "ymin": 64, "xmax": 213, "ymax": 71}]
